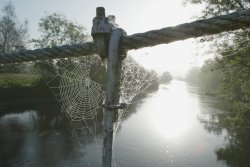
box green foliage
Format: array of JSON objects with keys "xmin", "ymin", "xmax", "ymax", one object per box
[
  {"xmin": 31, "ymin": 12, "xmax": 88, "ymax": 48},
  {"xmin": 185, "ymin": 1, "xmax": 250, "ymax": 166},
  {"xmin": 214, "ymin": 34, "xmax": 250, "ymax": 102},
  {"xmin": 214, "ymin": 100, "xmax": 250, "ymax": 167},
  {"xmin": 200, "ymin": 60, "xmax": 222, "ymax": 93},
  {"xmin": 184, "ymin": 0, "xmax": 250, "ymax": 111},
  {"xmin": 184, "ymin": 0, "xmax": 250, "ymax": 17},
  {"xmin": 185, "ymin": 61, "xmax": 222, "ymax": 94},
  {"xmin": 31, "ymin": 12, "xmax": 97, "ymax": 83}
]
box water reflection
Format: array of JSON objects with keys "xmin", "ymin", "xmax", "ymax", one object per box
[
  {"xmin": 197, "ymin": 96, "xmax": 250, "ymax": 167},
  {"xmin": 0, "ymin": 80, "xmax": 236, "ymax": 167},
  {"xmin": 0, "ymin": 107, "xmax": 104, "ymax": 167},
  {"xmin": 114, "ymin": 80, "xmax": 227, "ymax": 167},
  {"xmin": 150, "ymin": 81, "xmax": 197, "ymax": 138}
]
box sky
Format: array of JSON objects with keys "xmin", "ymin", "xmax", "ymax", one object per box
[{"xmin": 0, "ymin": 0, "xmax": 212, "ymax": 77}]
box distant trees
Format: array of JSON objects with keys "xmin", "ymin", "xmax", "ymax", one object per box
[
  {"xmin": 31, "ymin": 12, "xmax": 88, "ymax": 48},
  {"xmin": 184, "ymin": 0, "xmax": 250, "ymax": 105},
  {"xmin": 185, "ymin": 0, "xmax": 250, "ymax": 104},
  {"xmin": 185, "ymin": 66, "xmax": 201, "ymax": 85},
  {"xmin": 158, "ymin": 71, "xmax": 172, "ymax": 83},
  {"xmin": 184, "ymin": 1, "xmax": 250, "ymax": 166},
  {"xmin": 186, "ymin": 60, "xmax": 222, "ymax": 94},
  {"xmin": 184, "ymin": 0, "xmax": 250, "ymax": 104},
  {"xmin": 200, "ymin": 60, "xmax": 222, "ymax": 92},
  {"xmin": 0, "ymin": 1, "xmax": 28, "ymax": 73},
  {"xmin": 0, "ymin": 2, "xmax": 28, "ymax": 53}
]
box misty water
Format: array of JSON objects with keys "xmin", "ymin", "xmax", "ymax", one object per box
[{"xmin": 0, "ymin": 80, "xmax": 228, "ymax": 167}]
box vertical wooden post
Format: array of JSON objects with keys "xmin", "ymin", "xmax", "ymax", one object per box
[
  {"xmin": 92, "ymin": 7, "xmax": 109, "ymax": 61},
  {"xmin": 92, "ymin": 7, "xmax": 125, "ymax": 167},
  {"xmin": 102, "ymin": 29, "xmax": 123, "ymax": 167}
]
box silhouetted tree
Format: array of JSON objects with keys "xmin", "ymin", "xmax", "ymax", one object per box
[{"xmin": 0, "ymin": 1, "xmax": 28, "ymax": 73}]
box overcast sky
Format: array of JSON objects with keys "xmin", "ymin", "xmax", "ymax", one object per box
[{"xmin": 0, "ymin": 0, "xmax": 211, "ymax": 77}]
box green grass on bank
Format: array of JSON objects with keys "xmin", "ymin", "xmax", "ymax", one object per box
[
  {"xmin": 0, "ymin": 73, "xmax": 41, "ymax": 88},
  {"xmin": 0, "ymin": 73, "xmax": 57, "ymax": 109}
]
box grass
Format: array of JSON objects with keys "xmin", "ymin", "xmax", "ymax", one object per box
[
  {"xmin": 0, "ymin": 73, "xmax": 41, "ymax": 88},
  {"xmin": 0, "ymin": 73, "xmax": 56, "ymax": 109}
]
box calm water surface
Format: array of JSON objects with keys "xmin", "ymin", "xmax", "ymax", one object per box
[{"xmin": 0, "ymin": 80, "xmax": 228, "ymax": 167}]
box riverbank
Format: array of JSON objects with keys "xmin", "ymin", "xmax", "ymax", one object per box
[
  {"xmin": 0, "ymin": 73, "xmax": 57, "ymax": 111},
  {"xmin": 0, "ymin": 73, "xmax": 161, "ymax": 112}
]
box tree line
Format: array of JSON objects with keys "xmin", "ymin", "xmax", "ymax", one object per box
[
  {"xmin": 0, "ymin": 1, "xmax": 89, "ymax": 74},
  {"xmin": 185, "ymin": 1, "xmax": 250, "ymax": 166}
]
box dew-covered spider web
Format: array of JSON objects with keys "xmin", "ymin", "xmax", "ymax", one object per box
[
  {"xmin": 39, "ymin": 56, "xmax": 105, "ymax": 121},
  {"xmin": 120, "ymin": 56, "xmax": 157, "ymax": 104},
  {"xmin": 57, "ymin": 62, "xmax": 102, "ymax": 121},
  {"xmin": 36, "ymin": 54, "xmax": 157, "ymax": 166}
]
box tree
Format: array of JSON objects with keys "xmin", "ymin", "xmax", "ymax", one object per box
[
  {"xmin": 185, "ymin": 60, "xmax": 222, "ymax": 94},
  {"xmin": 184, "ymin": 1, "xmax": 250, "ymax": 166},
  {"xmin": 159, "ymin": 71, "xmax": 172, "ymax": 83},
  {"xmin": 185, "ymin": 66, "xmax": 201, "ymax": 85},
  {"xmin": 199, "ymin": 60, "xmax": 222, "ymax": 93},
  {"xmin": 32, "ymin": 13, "xmax": 105, "ymax": 83},
  {"xmin": 31, "ymin": 12, "xmax": 88, "ymax": 48},
  {"xmin": 32, "ymin": 13, "xmax": 89, "ymax": 78},
  {"xmin": 184, "ymin": 0, "xmax": 250, "ymax": 104},
  {"xmin": 184, "ymin": 0, "xmax": 250, "ymax": 17},
  {"xmin": 0, "ymin": 1, "xmax": 28, "ymax": 73}
]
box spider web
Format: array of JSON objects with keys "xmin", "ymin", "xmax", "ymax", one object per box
[
  {"xmin": 120, "ymin": 56, "xmax": 157, "ymax": 104},
  {"xmin": 40, "ymin": 55, "xmax": 157, "ymax": 121},
  {"xmin": 37, "ymin": 54, "xmax": 157, "ymax": 166},
  {"xmin": 36, "ymin": 56, "xmax": 105, "ymax": 166},
  {"xmin": 40, "ymin": 56, "xmax": 105, "ymax": 121},
  {"xmin": 59, "ymin": 63, "xmax": 102, "ymax": 121},
  {"xmin": 112, "ymin": 55, "xmax": 157, "ymax": 147}
]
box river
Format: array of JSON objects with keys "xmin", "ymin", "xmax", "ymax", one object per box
[{"xmin": 0, "ymin": 80, "xmax": 228, "ymax": 167}]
